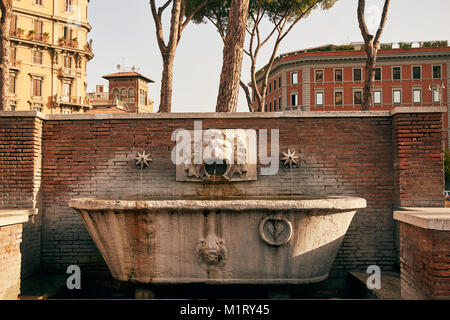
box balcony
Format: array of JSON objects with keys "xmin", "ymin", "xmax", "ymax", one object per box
[
  {"xmin": 10, "ymin": 30, "xmax": 50, "ymax": 44},
  {"xmin": 53, "ymin": 95, "xmax": 91, "ymax": 108},
  {"xmin": 60, "ymin": 67, "xmax": 77, "ymax": 78},
  {"xmin": 10, "ymin": 59, "xmax": 22, "ymax": 70},
  {"xmin": 58, "ymin": 38, "xmax": 79, "ymax": 49},
  {"xmin": 10, "ymin": 29, "xmax": 25, "ymax": 38}
]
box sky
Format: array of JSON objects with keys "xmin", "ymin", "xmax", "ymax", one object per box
[{"xmin": 86, "ymin": 0, "xmax": 450, "ymax": 113}]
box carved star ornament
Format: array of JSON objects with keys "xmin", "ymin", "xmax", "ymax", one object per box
[
  {"xmin": 281, "ymin": 149, "xmax": 299, "ymax": 168},
  {"xmin": 135, "ymin": 151, "xmax": 152, "ymax": 169}
]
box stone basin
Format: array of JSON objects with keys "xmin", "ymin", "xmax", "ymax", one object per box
[{"xmin": 69, "ymin": 196, "xmax": 366, "ymax": 284}]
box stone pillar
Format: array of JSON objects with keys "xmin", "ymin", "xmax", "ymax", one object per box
[
  {"xmin": 0, "ymin": 210, "xmax": 30, "ymax": 300},
  {"xmin": 394, "ymin": 209, "xmax": 450, "ymax": 300},
  {"xmin": 0, "ymin": 113, "xmax": 44, "ymax": 278},
  {"xmin": 392, "ymin": 110, "xmax": 445, "ymax": 208}
]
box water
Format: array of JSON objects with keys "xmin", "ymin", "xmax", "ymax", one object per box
[
  {"xmin": 211, "ymin": 166, "xmax": 217, "ymax": 200},
  {"xmin": 50, "ymin": 275, "xmax": 376, "ymax": 299},
  {"xmin": 139, "ymin": 168, "xmax": 143, "ymax": 200},
  {"xmin": 289, "ymin": 166, "xmax": 293, "ymax": 198}
]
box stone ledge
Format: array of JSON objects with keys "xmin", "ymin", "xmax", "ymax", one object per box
[
  {"xmin": 0, "ymin": 106, "xmax": 446, "ymax": 121},
  {"xmin": 349, "ymin": 271, "xmax": 401, "ymax": 300},
  {"xmin": 0, "ymin": 209, "xmax": 37, "ymax": 227},
  {"xmin": 394, "ymin": 208, "xmax": 450, "ymax": 231}
]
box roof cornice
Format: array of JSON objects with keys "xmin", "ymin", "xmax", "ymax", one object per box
[{"xmin": 255, "ymin": 51, "xmax": 450, "ymax": 83}]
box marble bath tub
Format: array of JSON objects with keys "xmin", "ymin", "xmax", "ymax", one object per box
[{"xmin": 69, "ymin": 196, "xmax": 366, "ymax": 284}]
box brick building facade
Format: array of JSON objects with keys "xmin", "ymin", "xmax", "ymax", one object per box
[
  {"xmin": 252, "ymin": 43, "xmax": 450, "ymax": 146},
  {"xmin": 102, "ymin": 71, "xmax": 154, "ymax": 113}
]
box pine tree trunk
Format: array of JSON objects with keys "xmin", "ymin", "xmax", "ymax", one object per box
[
  {"xmin": 362, "ymin": 46, "xmax": 376, "ymax": 111},
  {"xmin": 216, "ymin": 0, "xmax": 250, "ymax": 112},
  {"xmin": 159, "ymin": 53, "xmax": 174, "ymax": 113},
  {"xmin": 0, "ymin": 1, "xmax": 12, "ymax": 111}
]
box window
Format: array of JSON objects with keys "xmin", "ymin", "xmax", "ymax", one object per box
[
  {"xmin": 353, "ymin": 68, "xmax": 362, "ymax": 82},
  {"xmin": 34, "ymin": 20, "xmax": 43, "ymax": 38},
  {"xmin": 63, "ymin": 26, "xmax": 73, "ymax": 40},
  {"xmin": 291, "ymin": 72, "xmax": 298, "ymax": 85},
  {"xmin": 128, "ymin": 88, "xmax": 135, "ymax": 103},
  {"xmin": 375, "ymin": 68, "xmax": 382, "ymax": 81},
  {"xmin": 62, "ymin": 82, "xmax": 72, "ymax": 98},
  {"xmin": 273, "ymin": 99, "xmax": 277, "ymax": 111},
  {"xmin": 412, "ymin": 66, "xmax": 421, "ymax": 80},
  {"xmin": 374, "ymin": 91, "xmax": 382, "ymax": 104},
  {"xmin": 433, "ymin": 65, "xmax": 442, "ymax": 79},
  {"xmin": 274, "ymin": 80, "xmax": 277, "ymax": 91},
  {"xmin": 334, "ymin": 69, "xmax": 343, "ymax": 82},
  {"xmin": 112, "ymin": 89, "xmax": 119, "ymax": 102},
  {"xmin": 315, "ymin": 70, "xmax": 324, "ymax": 83},
  {"xmin": 354, "ymin": 91, "xmax": 362, "ymax": 105},
  {"xmin": 413, "ymin": 89, "xmax": 421, "ymax": 104},
  {"xmin": 32, "ymin": 78, "xmax": 43, "ymax": 97},
  {"xmin": 335, "ymin": 91, "xmax": 343, "ymax": 106},
  {"xmin": 65, "ymin": 0, "xmax": 73, "ymax": 13},
  {"xmin": 63, "ymin": 55, "xmax": 72, "ymax": 68},
  {"xmin": 433, "ymin": 88, "xmax": 441, "ymax": 103},
  {"xmin": 278, "ymin": 77, "xmax": 281, "ymax": 90},
  {"xmin": 9, "ymin": 74, "xmax": 16, "ymax": 94},
  {"xmin": 393, "ymin": 89, "xmax": 402, "ymax": 104},
  {"xmin": 269, "ymin": 82, "xmax": 272, "ymax": 93},
  {"xmin": 264, "ymin": 104, "xmax": 267, "ymax": 112},
  {"xmin": 10, "ymin": 15, "xmax": 17, "ymax": 33},
  {"xmin": 33, "ymin": 50, "xmax": 43, "ymax": 64},
  {"xmin": 315, "ymin": 91, "xmax": 324, "ymax": 106},
  {"xmin": 291, "ymin": 93, "xmax": 298, "ymax": 106},
  {"xmin": 120, "ymin": 88, "xmax": 127, "ymax": 102},
  {"xmin": 10, "ymin": 46, "xmax": 16, "ymax": 64},
  {"xmin": 269, "ymin": 102, "xmax": 272, "ymax": 112},
  {"xmin": 278, "ymin": 97, "xmax": 281, "ymax": 111},
  {"xmin": 393, "ymin": 67, "xmax": 401, "ymax": 80}
]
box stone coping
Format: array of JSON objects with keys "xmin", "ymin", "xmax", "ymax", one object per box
[
  {"xmin": 0, "ymin": 107, "xmax": 446, "ymax": 121},
  {"xmin": 0, "ymin": 209, "xmax": 36, "ymax": 227},
  {"xmin": 394, "ymin": 207, "xmax": 450, "ymax": 231},
  {"xmin": 69, "ymin": 196, "xmax": 367, "ymax": 211}
]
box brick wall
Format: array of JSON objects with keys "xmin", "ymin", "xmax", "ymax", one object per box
[
  {"xmin": 0, "ymin": 110, "xmax": 445, "ymax": 279},
  {"xmin": 0, "ymin": 224, "xmax": 23, "ymax": 299},
  {"xmin": 399, "ymin": 222, "xmax": 450, "ymax": 300},
  {"xmin": 38, "ymin": 115, "xmax": 400, "ymax": 274},
  {"xmin": 0, "ymin": 116, "xmax": 43, "ymax": 278},
  {"xmin": 393, "ymin": 113, "xmax": 445, "ymax": 207}
]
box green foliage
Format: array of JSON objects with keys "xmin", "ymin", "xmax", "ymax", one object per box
[
  {"xmin": 422, "ymin": 41, "xmax": 448, "ymax": 48},
  {"xmin": 262, "ymin": 0, "xmax": 337, "ymax": 22},
  {"xmin": 399, "ymin": 42, "xmax": 412, "ymax": 49},
  {"xmin": 335, "ymin": 45, "xmax": 355, "ymax": 51},
  {"xmin": 380, "ymin": 43, "xmax": 392, "ymax": 49},
  {"xmin": 190, "ymin": 0, "xmax": 338, "ymax": 34},
  {"xmin": 445, "ymin": 151, "xmax": 450, "ymax": 189}
]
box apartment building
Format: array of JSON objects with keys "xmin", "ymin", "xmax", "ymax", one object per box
[
  {"xmin": 252, "ymin": 41, "xmax": 450, "ymax": 145},
  {"xmin": 6, "ymin": 0, "xmax": 93, "ymax": 113}
]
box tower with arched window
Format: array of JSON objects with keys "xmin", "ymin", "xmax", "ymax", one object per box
[{"xmin": 102, "ymin": 71, "xmax": 155, "ymax": 113}]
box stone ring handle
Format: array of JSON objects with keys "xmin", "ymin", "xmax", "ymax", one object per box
[{"xmin": 259, "ymin": 217, "xmax": 293, "ymax": 247}]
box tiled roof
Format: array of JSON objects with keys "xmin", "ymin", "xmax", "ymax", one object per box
[{"xmin": 103, "ymin": 72, "xmax": 155, "ymax": 83}]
